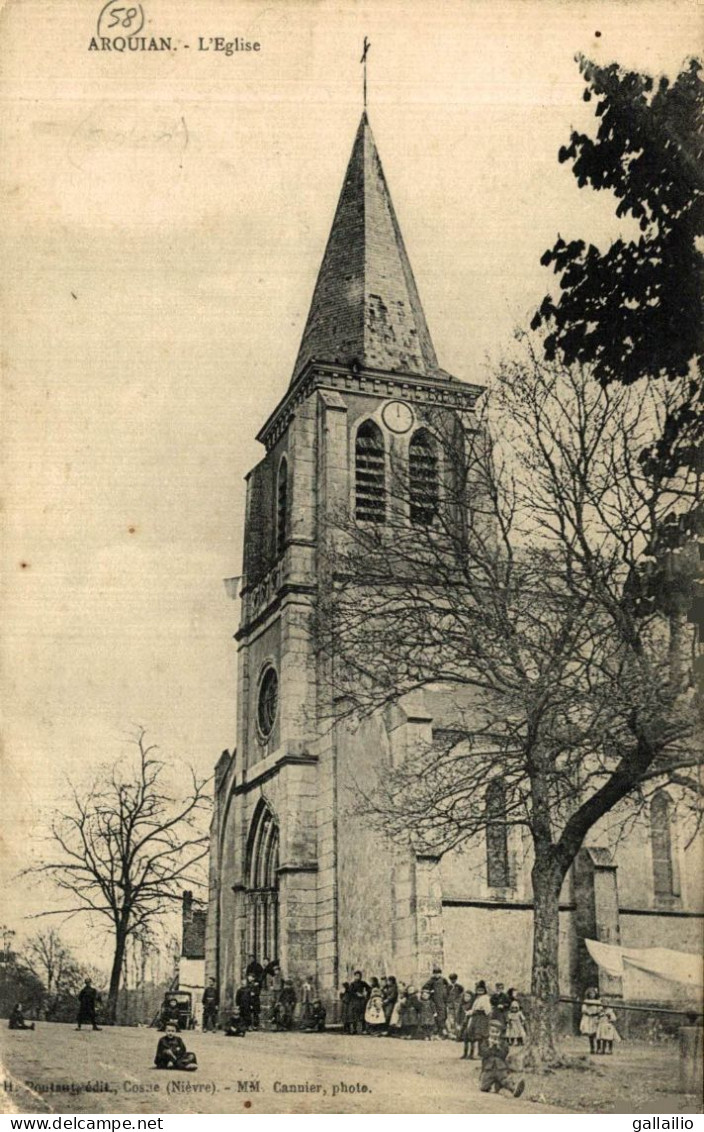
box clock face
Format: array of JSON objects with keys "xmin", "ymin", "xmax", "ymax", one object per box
[{"xmin": 382, "ymin": 400, "xmax": 414, "ymax": 434}]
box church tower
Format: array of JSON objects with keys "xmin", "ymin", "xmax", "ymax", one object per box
[{"xmin": 206, "ymin": 112, "xmax": 483, "ymax": 1011}]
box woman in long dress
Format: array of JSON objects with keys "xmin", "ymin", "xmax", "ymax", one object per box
[
  {"xmin": 389, "ymin": 981, "xmax": 406, "ymax": 1035},
  {"xmin": 457, "ymin": 990, "xmax": 475, "ymax": 1056},
  {"xmin": 340, "ymin": 982, "xmax": 356, "ymax": 1033},
  {"xmin": 465, "ymin": 981, "xmax": 492, "ymax": 1059},
  {"xmin": 382, "ymin": 976, "xmax": 398, "ymax": 1028},
  {"xmin": 400, "ymin": 985, "xmax": 420, "ymax": 1039}
]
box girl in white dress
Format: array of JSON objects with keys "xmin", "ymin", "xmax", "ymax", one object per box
[
  {"xmin": 579, "ymin": 986, "xmax": 601, "ymax": 1054},
  {"xmin": 364, "ymin": 979, "xmax": 385, "ymax": 1033},
  {"xmin": 505, "ymin": 999, "xmax": 528, "ymax": 1045},
  {"xmin": 595, "ymin": 1003, "xmax": 620, "ymax": 1054}
]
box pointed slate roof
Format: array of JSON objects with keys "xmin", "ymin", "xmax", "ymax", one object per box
[{"xmin": 291, "ymin": 113, "xmax": 446, "ymax": 386}]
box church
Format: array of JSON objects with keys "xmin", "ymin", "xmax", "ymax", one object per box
[{"xmin": 204, "ymin": 111, "xmax": 703, "ymax": 1017}]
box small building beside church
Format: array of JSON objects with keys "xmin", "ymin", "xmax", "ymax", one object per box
[
  {"xmin": 178, "ymin": 890, "xmax": 206, "ymax": 1027},
  {"xmin": 205, "ymin": 112, "xmax": 703, "ymax": 1016}
]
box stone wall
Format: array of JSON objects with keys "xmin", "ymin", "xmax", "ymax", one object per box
[
  {"xmin": 441, "ymin": 904, "xmax": 577, "ymax": 997},
  {"xmin": 335, "ymin": 713, "xmax": 397, "ymax": 980}
]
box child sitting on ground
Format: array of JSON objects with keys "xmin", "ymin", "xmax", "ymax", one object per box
[
  {"xmin": 479, "ymin": 1019, "xmax": 525, "ymax": 1098},
  {"xmin": 8, "ymin": 1004, "xmax": 35, "ymax": 1031},
  {"xmin": 154, "ymin": 1023, "xmax": 197, "ymax": 1070},
  {"xmin": 224, "ymin": 1012, "xmax": 247, "ymax": 1037},
  {"xmin": 301, "ymin": 999, "xmax": 326, "ymax": 1032}
]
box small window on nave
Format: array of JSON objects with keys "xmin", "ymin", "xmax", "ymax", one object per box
[
  {"xmin": 650, "ymin": 791, "xmax": 680, "ymax": 899},
  {"xmin": 409, "ymin": 428, "xmax": 440, "ymax": 526},
  {"xmin": 486, "ymin": 779, "xmax": 510, "ymax": 889},
  {"xmin": 277, "ymin": 458, "xmax": 288, "ymax": 557},
  {"xmin": 355, "ymin": 420, "xmax": 386, "ymax": 523}
]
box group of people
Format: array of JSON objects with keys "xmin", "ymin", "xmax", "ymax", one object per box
[
  {"xmin": 200, "ymin": 958, "xmax": 327, "ymax": 1038},
  {"xmin": 579, "ymin": 987, "xmax": 620, "ymax": 1054},
  {"xmin": 232, "ymin": 967, "xmax": 326, "ymax": 1035},
  {"xmin": 340, "ymin": 969, "xmax": 528, "ymax": 1051},
  {"xmin": 7, "ymin": 977, "xmax": 101, "ymax": 1034},
  {"xmin": 339, "ymin": 967, "xmax": 527, "ymax": 1098}
]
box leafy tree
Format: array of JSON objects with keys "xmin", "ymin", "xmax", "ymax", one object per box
[
  {"xmin": 26, "ymin": 729, "xmax": 210, "ymax": 1023},
  {"xmin": 532, "ymin": 55, "xmax": 703, "ymax": 544},
  {"xmin": 318, "ymin": 349, "xmax": 700, "ymax": 1061},
  {"xmin": 0, "ymin": 955, "xmax": 45, "ymax": 1018}
]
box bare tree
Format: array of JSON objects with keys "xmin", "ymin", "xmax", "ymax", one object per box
[
  {"xmin": 24, "ymin": 928, "xmax": 83, "ymax": 1012},
  {"xmin": 318, "ymin": 345, "xmax": 701, "ymax": 1062},
  {"xmin": 26, "ymin": 728, "xmax": 211, "ymax": 1023}
]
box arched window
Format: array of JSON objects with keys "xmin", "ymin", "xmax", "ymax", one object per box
[
  {"xmin": 651, "ymin": 791, "xmax": 680, "ymax": 898},
  {"xmin": 276, "ymin": 458, "xmax": 288, "ymax": 557},
  {"xmin": 409, "ymin": 429, "xmax": 440, "ymax": 526},
  {"xmin": 355, "ymin": 420, "xmax": 386, "ymax": 522},
  {"xmin": 246, "ymin": 801, "xmax": 280, "ymax": 963},
  {"xmin": 486, "ymin": 780, "xmax": 510, "ymax": 888}
]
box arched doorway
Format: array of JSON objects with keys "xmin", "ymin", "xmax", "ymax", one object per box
[{"xmin": 245, "ymin": 801, "xmax": 280, "ymax": 962}]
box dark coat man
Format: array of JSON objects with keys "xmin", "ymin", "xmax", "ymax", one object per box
[
  {"xmin": 76, "ymin": 980, "xmax": 101, "ymax": 1031},
  {"xmin": 424, "ymin": 967, "xmax": 449, "ymax": 1031},
  {"xmin": 348, "ymin": 972, "xmax": 370, "ymax": 1034},
  {"xmin": 245, "ymin": 956, "xmax": 265, "ymax": 985},
  {"xmin": 235, "ymin": 981, "xmax": 258, "ymax": 1028},
  {"xmin": 202, "ymin": 978, "xmax": 219, "ymax": 1032}
]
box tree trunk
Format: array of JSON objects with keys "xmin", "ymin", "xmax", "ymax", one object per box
[
  {"xmin": 106, "ymin": 927, "xmax": 128, "ymax": 1025},
  {"xmin": 529, "ymin": 851, "xmax": 563, "ymax": 1064}
]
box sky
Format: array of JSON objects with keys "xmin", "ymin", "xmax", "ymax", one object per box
[{"xmin": 1, "ymin": 0, "xmax": 701, "ymax": 966}]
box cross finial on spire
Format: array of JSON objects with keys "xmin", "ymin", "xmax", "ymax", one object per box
[{"xmin": 360, "ymin": 36, "xmax": 370, "ymax": 109}]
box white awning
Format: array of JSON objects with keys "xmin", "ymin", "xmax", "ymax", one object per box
[{"xmin": 585, "ymin": 938, "xmax": 703, "ymax": 989}]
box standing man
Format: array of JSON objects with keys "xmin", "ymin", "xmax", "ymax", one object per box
[
  {"xmin": 348, "ymin": 970, "xmax": 370, "ymax": 1035},
  {"xmin": 236, "ymin": 978, "xmax": 259, "ymax": 1029},
  {"xmin": 76, "ymin": 978, "xmax": 101, "ymax": 1031},
  {"xmin": 446, "ymin": 973, "xmax": 464, "ymax": 1039},
  {"xmin": 245, "ymin": 954, "xmax": 264, "ymax": 986},
  {"xmin": 424, "ymin": 966, "xmax": 449, "ymax": 1037},
  {"xmin": 202, "ymin": 977, "xmax": 219, "ymax": 1032},
  {"xmin": 247, "ymin": 974, "xmax": 261, "ymax": 1029}
]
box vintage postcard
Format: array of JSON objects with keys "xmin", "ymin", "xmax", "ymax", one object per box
[{"xmin": 1, "ymin": 0, "xmax": 702, "ymax": 1118}]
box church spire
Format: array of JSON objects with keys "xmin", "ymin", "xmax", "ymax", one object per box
[{"xmin": 291, "ymin": 113, "xmax": 443, "ymax": 386}]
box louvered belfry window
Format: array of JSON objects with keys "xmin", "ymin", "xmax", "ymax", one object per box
[
  {"xmin": 355, "ymin": 421, "xmax": 386, "ymax": 522},
  {"xmin": 276, "ymin": 458, "xmax": 288, "ymax": 557},
  {"xmin": 409, "ymin": 429, "xmax": 439, "ymax": 526}
]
